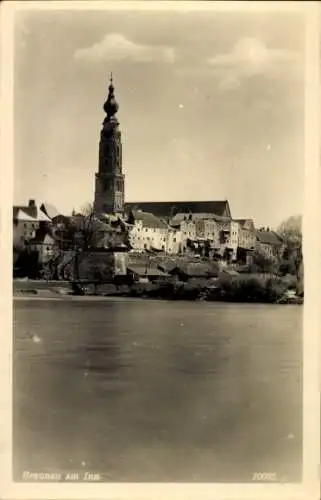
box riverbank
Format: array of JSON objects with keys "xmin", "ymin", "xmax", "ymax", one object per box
[{"xmin": 13, "ymin": 278, "xmax": 303, "ymax": 305}]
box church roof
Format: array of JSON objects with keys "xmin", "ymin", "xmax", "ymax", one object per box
[
  {"xmin": 125, "ymin": 200, "xmax": 231, "ymax": 219},
  {"xmin": 132, "ymin": 210, "xmax": 169, "ymax": 229},
  {"xmin": 171, "ymin": 212, "xmax": 230, "ymax": 223}
]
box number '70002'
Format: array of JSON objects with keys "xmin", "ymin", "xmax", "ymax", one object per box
[{"xmin": 252, "ymin": 472, "xmax": 277, "ymax": 481}]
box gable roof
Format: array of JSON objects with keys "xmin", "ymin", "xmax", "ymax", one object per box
[
  {"xmin": 126, "ymin": 200, "xmax": 232, "ymax": 219},
  {"xmin": 132, "ymin": 210, "xmax": 169, "ymax": 229},
  {"xmin": 52, "ymin": 214, "xmax": 70, "ymax": 224},
  {"xmin": 13, "ymin": 208, "xmax": 36, "ymax": 222},
  {"xmin": 157, "ymin": 260, "xmax": 180, "ymax": 273},
  {"xmin": 234, "ymin": 219, "xmax": 255, "ymax": 231},
  {"xmin": 127, "ymin": 264, "xmax": 169, "ymax": 277},
  {"xmin": 256, "ymin": 230, "xmax": 284, "ymax": 245},
  {"xmin": 13, "ymin": 204, "xmax": 52, "ymax": 222},
  {"xmin": 170, "ymin": 262, "xmax": 220, "ymax": 278},
  {"xmin": 40, "ymin": 202, "xmax": 61, "ymax": 219}
]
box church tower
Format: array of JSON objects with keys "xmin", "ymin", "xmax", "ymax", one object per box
[{"xmin": 93, "ymin": 74, "xmax": 125, "ymax": 215}]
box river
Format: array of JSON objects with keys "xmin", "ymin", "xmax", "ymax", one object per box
[{"xmin": 13, "ymin": 298, "xmax": 302, "ymax": 482}]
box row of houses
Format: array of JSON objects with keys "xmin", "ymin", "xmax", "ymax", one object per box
[
  {"xmin": 13, "ymin": 199, "xmax": 285, "ymax": 267},
  {"xmin": 128, "ymin": 209, "xmax": 284, "ymax": 263}
]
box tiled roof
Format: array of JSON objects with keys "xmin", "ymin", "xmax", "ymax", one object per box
[
  {"xmin": 234, "ymin": 219, "xmax": 255, "ymax": 230},
  {"xmin": 13, "ymin": 205, "xmax": 51, "ymax": 222},
  {"xmin": 256, "ymin": 230, "xmax": 284, "ymax": 245},
  {"xmin": 132, "ymin": 210, "xmax": 168, "ymax": 229},
  {"xmin": 220, "ymin": 268, "xmax": 240, "ymax": 277},
  {"xmin": 171, "ymin": 262, "xmax": 220, "ymax": 278},
  {"xmin": 40, "ymin": 202, "xmax": 61, "ymax": 219},
  {"xmin": 171, "ymin": 212, "xmax": 230, "ymax": 223},
  {"xmin": 234, "ymin": 219, "xmax": 247, "ymax": 226},
  {"xmin": 52, "ymin": 214, "xmax": 70, "ymax": 224},
  {"xmin": 128, "ymin": 264, "xmax": 169, "ymax": 277},
  {"xmin": 13, "ymin": 208, "xmax": 36, "ymax": 222},
  {"xmin": 126, "ymin": 200, "xmax": 231, "ymax": 219},
  {"xmin": 157, "ymin": 260, "xmax": 180, "ymax": 273}
]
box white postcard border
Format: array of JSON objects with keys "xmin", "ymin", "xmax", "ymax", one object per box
[{"xmin": 1, "ymin": 2, "xmax": 320, "ymax": 499}]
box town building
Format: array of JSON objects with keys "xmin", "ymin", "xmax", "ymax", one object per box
[
  {"xmin": 234, "ymin": 218, "xmax": 256, "ymax": 264},
  {"xmin": 255, "ymin": 229, "xmax": 285, "ymax": 259},
  {"xmin": 170, "ymin": 213, "xmax": 216, "ymax": 255},
  {"xmin": 93, "ymin": 74, "xmax": 125, "ymax": 216},
  {"xmin": 127, "ymin": 263, "xmax": 170, "ymax": 283},
  {"xmin": 235, "ymin": 219, "xmax": 256, "ymax": 250},
  {"xmin": 13, "ymin": 199, "xmax": 52, "ymax": 248},
  {"xmin": 216, "ymin": 219, "xmax": 239, "ymax": 262},
  {"xmin": 169, "ymin": 212, "xmax": 240, "ymax": 260},
  {"xmin": 29, "ymin": 228, "xmax": 56, "ymax": 264},
  {"xmin": 128, "ymin": 209, "xmax": 182, "ymax": 254},
  {"xmin": 170, "ymin": 214, "xmax": 196, "ymax": 251}
]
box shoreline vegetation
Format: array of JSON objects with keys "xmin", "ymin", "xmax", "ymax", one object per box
[{"xmin": 13, "ymin": 274, "xmax": 303, "ymax": 305}]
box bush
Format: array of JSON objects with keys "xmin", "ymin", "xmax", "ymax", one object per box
[
  {"xmin": 210, "ymin": 275, "xmax": 288, "ymax": 303},
  {"xmin": 248, "ymin": 250, "xmax": 279, "ymax": 274}
]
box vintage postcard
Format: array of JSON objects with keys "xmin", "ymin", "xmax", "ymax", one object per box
[{"xmin": 0, "ymin": 1, "xmax": 320, "ymax": 499}]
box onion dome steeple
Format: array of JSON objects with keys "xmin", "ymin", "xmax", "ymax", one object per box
[{"xmin": 103, "ymin": 72, "xmax": 119, "ymax": 118}]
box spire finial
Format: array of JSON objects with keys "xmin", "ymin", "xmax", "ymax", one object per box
[{"xmin": 104, "ymin": 71, "xmax": 119, "ymax": 118}]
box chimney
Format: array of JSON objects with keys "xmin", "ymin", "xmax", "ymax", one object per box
[{"xmin": 29, "ymin": 199, "xmax": 36, "ymax": 207}]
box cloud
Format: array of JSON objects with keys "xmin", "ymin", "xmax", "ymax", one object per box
[
  {"xmin": 207, "ymin": 37, "xmax": 299, "ymax": 77},
  {"xmin": 74, "ymin": 33, "xmax": 175, "ymax": 63}
]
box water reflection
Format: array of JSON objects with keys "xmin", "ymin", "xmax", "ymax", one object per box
[{"xmin": 13, "ymin": 299, "xmax": 302, "ymax": 482}]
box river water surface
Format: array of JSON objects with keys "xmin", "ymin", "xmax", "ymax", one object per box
[{"xmin": 13, "ymin": 298, "xmax": 302, "ymax": 482}]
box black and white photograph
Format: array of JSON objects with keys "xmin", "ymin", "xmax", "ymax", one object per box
[{"xmin": 1, "ymin": 1, "xmax": 320, "ymax": 498}]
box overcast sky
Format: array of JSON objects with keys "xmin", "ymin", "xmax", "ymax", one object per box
[{"xmin": 14, "ymin": 6, "xmax": 305, "ymax": 228}]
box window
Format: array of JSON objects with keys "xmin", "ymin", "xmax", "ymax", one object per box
[{"xmin": 173, "ymin": 238, "xmax": 176, "ymax": 243}]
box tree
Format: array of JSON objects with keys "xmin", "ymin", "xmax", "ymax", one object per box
[
  {"xmin": 278, "ymin": 215, "xmax": 302, "ymax": 246},
  {"xmin": 14, "ymin": 247, "xmax": 41, "ymax": 278},
  {"xmin": 249, "ymin": 249, "xmax": 278, "ymax": 274},
  {"xmin": 277, "ymin": 215, "xmax": 302, "ymax": 278}
]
